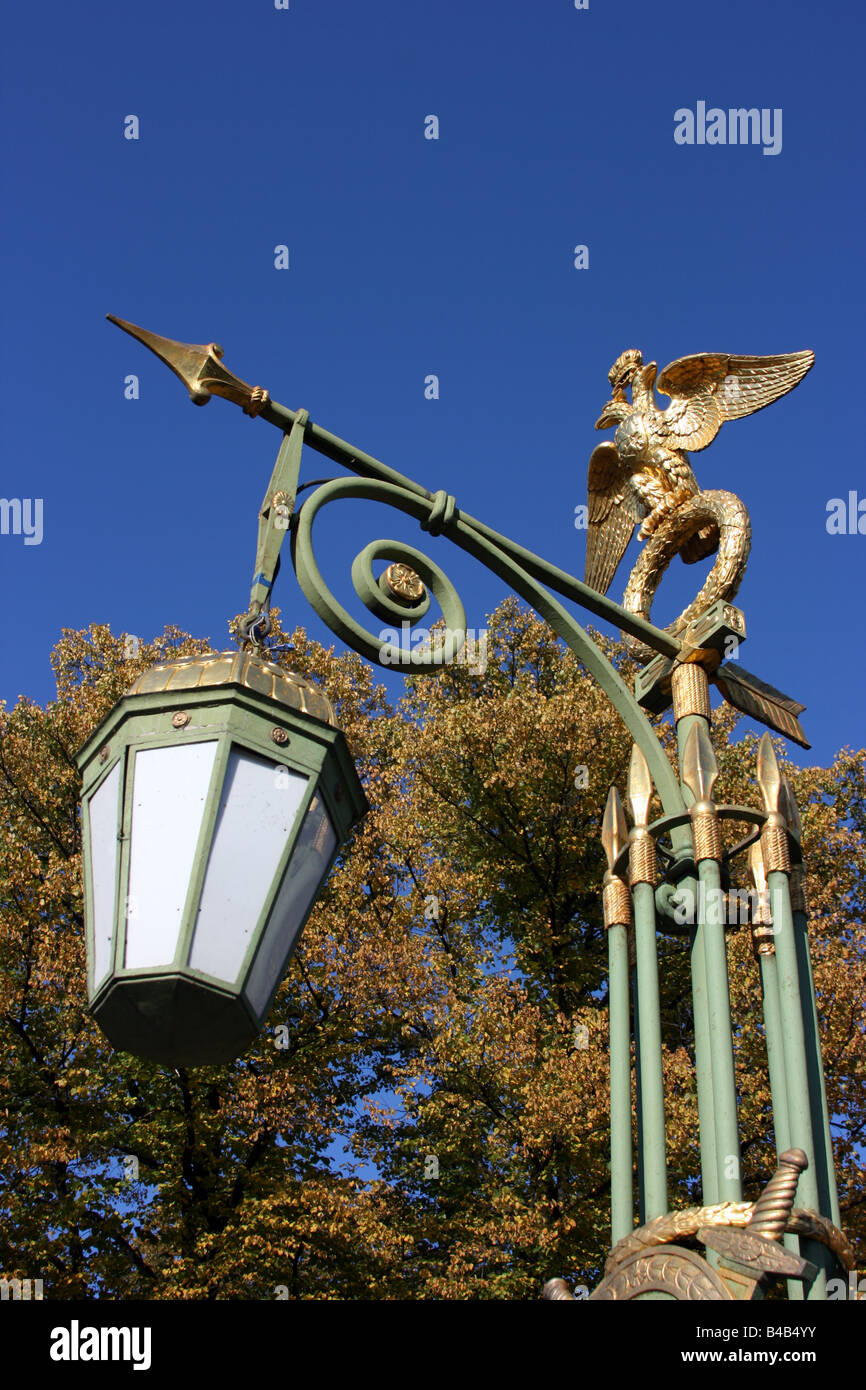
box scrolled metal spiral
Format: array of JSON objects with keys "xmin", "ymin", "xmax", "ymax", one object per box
[
  {"xmin": 292, "ymin": 477, "xmax": 469, "ymax": 671},
  {"xmin": 290, "ymin": 473, "xmax": 690, "ymax": 826}
]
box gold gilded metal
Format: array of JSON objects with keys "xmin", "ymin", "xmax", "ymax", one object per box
[
  {"xmin": 584, "ymin": 348, "xmax": 814, "ymax": 659},
  {"xmin": 757, "ymin": 733, "xmax": 792, "ymax": 874},
  {"xmin": 781, "ymin": 775, "xmax": 808, "ymax": 913},
  {"xmin": 127, "ymin": 650, "xmax": 339, "ymax": 729},
  {"xmin": 601, "ymin": 786, "xmax": 633, "ymax": 928},
  {"xmin": 747, "ymin": 841, "xmax": 775, "ymax": 956},
  {"xmin": 627, "ymin": 745, "xmax": 657, "ymax": 886},
  {"xmin": 383, "ymin": 562, "xmax": 425, "ymax": 604},
  {"xmin": 107, "ymin": 315, "xmax": 271, "ymax": 416},
  {"xmin": 671, "ymin": 661, "xmax": 712, "ymax": 722},
  {"xmin": 682, "ymin": 723, "xmax": 723, "ymax": 864}
]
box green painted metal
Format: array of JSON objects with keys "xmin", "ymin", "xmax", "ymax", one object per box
[
  {"xmin": 608, "ymin": 922, "xmax": 633, "ymax": 1243},
  {"xmin": 769, "ymin": 870, "xmax": 830, "ymax": 1300},
  {"xmin": 697, "ymin": 855, "xmax": 743, "ymax": 1204},
  {"xmin": 757, "ymin": 950, "xmax": 792, "ymax": 1156},
  {"xmin": 249, "ymin": 411, "xmax": 308, "ymax": 611},
  {"xmin": 792, "ymin": 905, "xmax": 840, "ymax": 1229},
  {"xmin": 689, "ymin": 926, "xmax": 718, "ymax": 1206},
  {"xmin": 631, "ymin": 963, "xmax": 644, "ymax": 1225},
  {"xmin": 106, "ymin": 324, "xmax": 844, "ymax": 1299},
  {"xmin": 631, "ymin": 880, "xmax": 667, "ymax": 1219},
  {"xmin": 292, "ymin": 475, "xmax": 688, "ymax": 823},
  {"xmin": 672, "ymin": 712, "xmax": 717, "ymax": 1206},
  {"xmin": 753, "ymin": 947, "xmax": 803, "ymax": 1299}
]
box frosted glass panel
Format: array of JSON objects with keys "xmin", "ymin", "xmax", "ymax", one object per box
[
  {"xmin": 246, "ymin": 794, "xmax": 336, "ymax": 1017},
  {"xmin": 189, "ymin": 750, "xmax": 309, "ymax": 982},
  {"xmin": 87, "ymin": 761, "xmax": 121, "ymax": 989},
  {"xmin": 125, "ymin": 741, "xmax": 218, "ymax": 969}
]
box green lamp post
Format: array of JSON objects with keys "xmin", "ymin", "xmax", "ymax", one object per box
[
  {"xmin": 77, "ymin": 649, "xmax": 366, "ymax": 1067},
  {"xmin": 90, "ymin": 314, "xmax": 853, "ymax": 1301}
]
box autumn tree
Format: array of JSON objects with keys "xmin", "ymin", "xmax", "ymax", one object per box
[{"xmin": 0, "ymin": 599, "xmax": 862, "ymax": 1298}]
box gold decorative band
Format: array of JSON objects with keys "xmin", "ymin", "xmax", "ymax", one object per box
[
  {"xmin": 629, "ymin": 832, "xmax": 657, "ymax": 886},
  {"xmin": 244, "ymin": 385, "xmax": 271, "ymax": 417},
  {"xmin": 789, "ymin": 865, "xmax": 808, "ymax": 915},
  {"xmin": 671, "ymin": 662, "xmax": 712, "ymax": 723},
  {"xmin": 690, "ymin": 809, "xmax": 722, "ymax": 864},
  {"xmin": 761, "ymin": 822, "xmax": 791, "ymax": 875},
  {"xmin": 604, "ymin": 877, "xmax": 633, "ymax": 929},
  {"xmin": 750, "ymin": 922, "xmax": 776, "ymax": 958}
]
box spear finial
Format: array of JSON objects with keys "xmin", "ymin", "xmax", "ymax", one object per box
[
  {"xmin": 107, "ymin": 314, "xmax": 270, "ymax": 415},
  {"xmin": 779, "ymin": 774, "xmax": 803, "ymax": 842},
  {"xmin": 681, "ymin": 722, "xmax": 719, "ymax": 806},
  {"xmin": 627, "ymin": 744, "xmax": 654, "ymax": 829},
  {"xmin": 601, "ymin": 785, "xmax": 629, "ymax": 872},
  {"xmin": 756, "ymin": 732, "xmax": 783, "ymax": 815}
]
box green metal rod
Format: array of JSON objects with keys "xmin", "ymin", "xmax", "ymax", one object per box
[
  {"xmin": 792, "ymin": 905, "xmax": 840, "ymax": 1229},
  {"xmin": 632, "ymin": 963, "xmax": 645, "ymax": 1225},
  {"xmin": 609, "ymin": 923, "xmax": 634, "ymax": 1243},
  {"xmin": 758, "ymin": 951, "xmax": 792, "ymax": 1156},
  {"xmin": 632, "ymin": 881, "xmax": 667, "ymax": 1219},
  {"xmin": 689, "ymin": 923, "xmax": 718, "ymax": 1205},
  {"xmin": 263, "ymin": 398, "xmax": 685, "ymax": 659},
  {"xmin": 674, "ymin": 708, "xmax": 717, "ymax": 1207},
  {"xmin": 697, "ymin": 858, "xmax": 743, "ymax": 1204},
  {"xmin": 769, "ymin": 870, "xmax": 827, "ymax": 1300},
  {"xmin": 756, "ymin": 948, "xmax": 803, "ymax": 1298}
]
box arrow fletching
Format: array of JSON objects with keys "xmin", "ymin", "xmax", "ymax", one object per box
[{"xmin": 713, "ymin": 662, "xmax": 810, "ymax": 749}]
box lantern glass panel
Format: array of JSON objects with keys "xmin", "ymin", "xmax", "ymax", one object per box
[
  {"xmin": 87, "ymin": 760, "xmax": 121, "ymax": 990},
  {"xmin": 189, "ymin": 748, "xmax": 309, "ymax": 982},
  {"xmin": 245, "ymin": 793, "xmax": 336, "ymax": 1016},
  {"xmin": 124, "ymin": 741, "xmax": 218, "ymax": 969}
]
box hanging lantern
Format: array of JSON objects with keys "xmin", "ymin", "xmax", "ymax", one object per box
[{"xmin": 76, "ymin": 650, "xmax": 367, "ymax": 1066}]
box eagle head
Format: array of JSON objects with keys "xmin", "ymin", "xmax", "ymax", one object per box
[{"xmin": 607, "ymin": 349, "xmax": 643, "ymax": 396}]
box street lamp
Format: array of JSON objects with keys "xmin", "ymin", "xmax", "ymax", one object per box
[
  {"xmin": 86, "ymin": 314, "xmax": 851, "ymax": 1300},
  {"xmin": 77, "ymin": 648, "xmax": 366, "ymax": 1066}
]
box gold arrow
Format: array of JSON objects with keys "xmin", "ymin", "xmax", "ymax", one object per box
[{"xmin": 107, "ymin": 314, "xmax": 270, "ymax": 415}]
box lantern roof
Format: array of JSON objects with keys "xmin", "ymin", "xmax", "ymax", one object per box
[{"xmin": 125, "ymin": 649, "xmax": 339, "ymax": 729}]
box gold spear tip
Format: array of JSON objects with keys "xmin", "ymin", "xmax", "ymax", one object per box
[
  {"xmin": 106, "ymin": 313, "xmax": 219, "ymax": 405},
  {"xmin": 747, "ymin": 838, "xmax": 767, "ymax": 893},
  {"xmin": 681, "ymin": 722, "xmax": 718, "ymax": 805},
  {"xmin": 756, "ymin": 732, "xmax": 783, "ymax": 814},
  {"xmin": 627, "ymin": 743, "xmax": 654, "ymax": 828},
  {"xmin": 779, "ymin": 774, "xmax": 803, "ymax": 842},
  {"xmin": 601, "ymin": 785, "xmax": 629, "ymax": 871}
]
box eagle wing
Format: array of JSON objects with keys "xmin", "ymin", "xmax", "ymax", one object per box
[
  {"xmin": 653, "ymin": 350, "xmax": 815, "ymax": 453},
  {"xmin": 584, "ymin": 441, "xmax": 637, "ymax": 596}
]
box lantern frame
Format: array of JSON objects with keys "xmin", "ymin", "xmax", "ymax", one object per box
[{"xmin": 76, "ymin": 651, "xmax": 366, "ymax": 1066}]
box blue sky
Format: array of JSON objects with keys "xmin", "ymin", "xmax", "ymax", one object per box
[{"xmin": 2, "ymin": 0, "xmax": 864, "ymax": 770}]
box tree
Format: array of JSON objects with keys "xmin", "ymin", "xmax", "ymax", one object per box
[{"xmin": 0, "ymin": 600, "xmax": 862, "ymax": 1297}]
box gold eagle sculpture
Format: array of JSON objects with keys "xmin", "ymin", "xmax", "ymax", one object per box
[{"xmin": 585, "ymin": 348, "xmax": 814, "ymax": 596}]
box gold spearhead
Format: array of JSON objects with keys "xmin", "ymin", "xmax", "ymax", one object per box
[
  {"xmin": 756, "ymin": 732, "xmax": 783, "ymax": 815},
  {"xmin": 627, "ymin": 744, "xmax": 654, "ymax": 829},
  {"xmin": 106, "ymin": 314, "xmax": 270, "ymax": 415},
  {"xmin": 601, "ymin": 785, "xmax": 629, "ymax": 872},
  {"xmin": 779, "ymin": 774, "xmax": 803, "ymax": 842},
  {"xmin": 681, "ymin": 723, "xmax": 719, "ymax": 806},
  {"xmin": 747, "ymin": 839, "xmax": 768, "ymax": 898}
]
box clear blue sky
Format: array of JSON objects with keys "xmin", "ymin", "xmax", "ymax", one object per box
[{"xmin": 2, "ymin": 0, "xmax": 864, "ymax": 769}]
